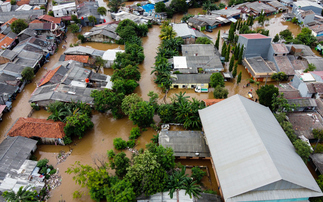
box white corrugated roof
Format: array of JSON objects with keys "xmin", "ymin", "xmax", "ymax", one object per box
[
  {"xmin": 172, "ymin": 23, "xmax": 196, "ymax": 38},
  {"xmin": 102, "ymin": 49, "xmax": 125, "ymax": 61},
  {"xmin": 173, "ymin": 56, "xmax": 187, "ymax": 69},
  {"xmin": 301, "ymin": 73, "xmax": 316, "ymax": 82},
  {"xmin": 198, "ymin": 95, "xmax": 323, "ymax": 201},
  {"xmin": 52, "ymin": 2, "xmax": 76, "ymax": 10}
]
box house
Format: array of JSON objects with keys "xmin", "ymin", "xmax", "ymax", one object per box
[
  {"xmin": 287, "ymin": 112, "xmax": 323, "ymax": 139},
  {"xmin": 244, "ymin": 1, "xmax": 277, "ymax": 15},
  {"xmin": 0, "ymin": 73, "xmax": 21, "ymax": 87},
  {"xmin": 29, "ymin": 0, "xmax": 47, "ymax": 6},
  {"xmin": 13, "ymin": 36, "xmax": 55, "ymax": 58},
  {"xmin": 187, "ymin": 15, "xmax": 230, "ymax": 31},
  {"xmin": 291, "ymin": 72, "xmax": 319, "ymax": 98},
  {"xmin": 295, "ymin": 9, "xmax": 315, "ymax": 25},
  {"xmin": 172, "ymin": 23, "xmax": 212, "ymax": 44},
  {"xmin": 60, "ymin": 55, "xmax": 92, "ymax": 65},
  {"xmin": 159, "ymin": 131, "xmax": 210, "ymax": 158},
  {"xmin": 202, "ymin": 99, "xmax": 225, "ymax": 106},
  {"xmin": 0, "ymin": 32, "xmax": 17, "ymax": 49},
  {"xmin": 111, "ymin": 11, "xmax": 152, "ymax": 24},
  {"xmin": 17, "ymin": 28, "xmax": 37, "ymax": 42},
  {"xmin": 0, "ymin": 2, "xmax": 11, "ymax": 12},
  {"xmin": 309, "ymin": 24, "xmax": 323, "ymax": 37},
  {"xmin": 293, "ymin": 1, "xmax": 323, "ymax": 16},
  {"xmin": 37, "ymin": 14, "xmax": 63, "ymax": 27},
  {"xmin": 0, "ymin": 104, "xmax": 7, "ymax": 121},
  {"xmin": 15, "ymin": 49, "xmax": 45, "ymax": 72},
  {"xmin": 278, "ymin": 83, "xmax": 301, "ymax": 99},
  {"xmin": 287, "ymin": 97, "xmax": 317, "ymax": 111},
  {"xmin": 280, "ymin": 0, "xmax": 293, "ymax": 7},
  {"xmin": 64, "ymin": 46, "xmax": 105, "ymax": 57},
  {"xmin": 243, "ymin": 56, "xmax": 275, "ymax": 82},
  {"xmin": 0, "ymin": 62, "xmax": 25, "ymax": 78},
  {"xmin": 303, "ymin": 56, "xmax": 323, "ymax": 71},
  {"xmin": 0, "ymin": 136, "xmax": 44, "ymax": 195},
  {"xmin": 209, "ymin": 8, "xmax": 241, "ymax": 19},
  {"xmin": 0, "ymin": 10, "xmax": 44, "ymax": 23},
  {"xmin": 29, "ymin": 83, "xmax": 94, "ymax": 106},
  {"xmin": 52, "ymin": 2, "xmax": 77, "ymax": 17},
  {"xmin": 0, "ymin": 49, "xmax": 17, "ymax": 64},
  {"xmin": 237, "ymin": 33, "xmax": 272, "ymax": 59},
  {"xmin": 102, "ymin": 49, "xmax": 125, "ymax": 68},
  {"xmin": 170, "ymin": 74, "xmax": 210, "ymax": 89},
  {"xmin": 77, "ymin": 1, "xmax": 104, "ymax": 26},
  {"xmin": 84, "ymin": 24, "xmax": 120, "ymax": 43},
  {"xmin": 266, "ymin": 0, "xmax": 287, "ymax": 12},
  {"xmin": 7, "ymin": 117, "xmax": 66, "ymax": 145},
  {"xmin": 198, "ymin": 94, "xmax": 323, "ymax": 202},
  {"xmin": 0, "ymin": 83, "xmax": 18, "ymax": 108}
]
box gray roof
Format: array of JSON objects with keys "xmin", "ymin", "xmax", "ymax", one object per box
[
  {"xmin": 86, "ymin": 29, "xmax": 120, "ymax": 40},
  {"xmin": 172, "ymin": 74, "xmax": 211, "ymax": 84},
  {"xmin": 245, "ymin": 56, "xmax": 274, "ymax": 73},
  {"xmin": 311, "ymin": 153, "xmax": 323, "ymax": 174},
  {"xmin": 172, "ymin": 23, "xmax": 196, "ymax": 38},
  {"xmin": 267, "ymin": 0, "xmax": 287, "ymax": 9},
  {"xmin": 182, "ymin": 44, "xmax": 216, "ymax": 57},
  {"xmin": 16, "ymin": 49, "xmax": 43, "ymax": 61},
  {"xmin": 274, "ymin": 56, "xmax": 295, "ymax": 75},
  {"xmin": 77, "ymin": 1, "xmax": 100, "ymax": 19},
  {"xmin": 64, "ymin": 46, "xmax": 105, "ymax": 57},
  {"xmin": 0, "ymin": 49, "xmax": 17, "ymax": 61},
  {"xmin": 29, "ymin": 0, "xmax": 47, "ymax": 5},
  {"xmin": 287, "ymin": 98, "xmax": 317, "ymax": 107},
  {"xmin": 159, "ymin": 131, "xmax": 210, "ymax": 157},
  {"xmin": 304, "ymin": 56, "xmax": 323, "ymax": 71},
  {"xmin": 29, "ymin": 84, "xmax": 94, "ymax": 105},
  {"xmin": 0, "ymin": 136, "xmax": 37, "ymax": 180},
  {"xmin": 186, "ymin": 56, "xmax": 223, "ymax": 72},
  {"xmin": 209, "ymin": 8, "xmax": 241, "ymax": 17},
  {"xmin": 286, "ymin": 44, "xmax": 315, "ymax": 57},
  {"xmin": 187, "ymin": 17, "xmax": 208, "ymax": 27},
  {"xmin": 198, "ymin": 95, "xmax": 323, "ymax": 202},
  {"xmin": 0, "ymin": 62, "xmax": 25, "ymax": 75},
  {"xmin": 0, "ymin": 10, "xmax": 44, "ymax": 23},
  {"xmin": 246, "ymin": 1, "xmax": 277, "ymax": 13},
  {"xmin": 0, "ymin": 73, "xmax": 18, "ymax": 85},
  {"xmin": 0, "ymin": 83, "xmax": 18, "ymax": 99}
]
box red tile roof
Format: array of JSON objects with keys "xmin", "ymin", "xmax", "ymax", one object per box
[
  {"xmin": 38, "ymin": 65, "xmax": 61, "ymax": 87},
  {"xmin": 30, "ymin": 19, "xmax": 42, "ymax": 24},
  {"xmin": 202, "ymin": 99, "xmax": 225, "ymax": 106},
  {"xmin": 38, "ymin": 15, "xmax": 62, "ymax": 24},
  {"xmin": 7, "ymin": 117, "xmax": 66, "ymax": 139},
  {"xmin": 0, "ymin": 36, "xmax": 15, "ymax": 48},
  {"xmin": 0, "ymin": 34, "xmax": 5, "ymax": 40},
  {"xmin": 239, "ymin": 33, "xmax": 269, "ymax": 39},
  {"xmin": 16, "ymin": 0, "xmax": 30, "ymax": 6},
  {"xmin": 1, "ymin": 18, "xmax": 18, "ymax": 27},
  {"xmin": 65, "ymin": 55, "xmax": 89, "ymax": 63}
]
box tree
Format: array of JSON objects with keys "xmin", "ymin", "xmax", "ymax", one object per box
[
  {"xmin": 183, "ymin": 178, "xmax": 202, "ymax": 199},
  {"xmin": 125, "ymin": 150, "xmax": 168, "ymax": 196},
  {"xmin": 195, "ymin": 37, "xmax": 213, "ymax": 44},
  {"xmin": 237, "ymin": 71, "xmax": 242, "ymax": 85},
  {"xmin": 271, "ymin": 72, "xmax": 288, "ymax": 81},
  {"xmin": 271, "ymin": 93, "xmax": 297, "ymax": 113},
  {"xmin": 155, "ymin": 2, "xmax": 166, "ymax": 12},
  {"xmin": 21, "ymin": 67, "xmax": 34, "ymax": 82},
  {"xmin": 113, "ymin": 138, "xmax": 127, "ymax": 150},
  {"xmin": 64, "ymin": 112, "xmax": 94, "ymax": 139},
  {"xmin": 97, "ymin": 7, "xmax": 107, "ymax": 16},
  {"xmin": 112, "ymin": 78, "xmax": 138, "ymax": 95},
  {"xmin": 273, "ymin": 34, "xmax": 279, "ymax": 43},
  {"xmin": 91, "ymin": 89, "xmax": 125, "ymax": 118},
  {"xmin": 129, "ymin": 101, "xmax": 155, "ymax": 128},
  {"xmin": 10, "ymin": 0, "xmax": 16, "ymax": 5},
  {"xmin": 228, "ymin": 23, "xmax": 235, "ymax": 42},
  {"xmin": 77, "ymin": 34, "xmax": 86, "ymax": 43},
  {"xmin": 71, "ymin": 15, "xmax": 80, "ymax": 23},
  {"xmin": 304, "ymin": 63, "xmax": 316, "ymax": 73},
  {"xmin": 165, "ymin": 166, "xmax": 188, "ymax": 199},
  {"xmin": 257, "ymin": 10, "xmax": 267, "ymax": 26},
  {"xmin": 238, "ymin": 44, "xmax": 244, "ymax": 64},
  {"xmin": 129, "ymin": 127, "xmax": 141, "ymax": 140},
  {"xmin": 125, "ymin": 43, "xmax": 145, "ymax": 64},
  {"xmin": 275, "ymin": 113, "xmax": 298, "ymax": 143},
  {"xmin": 213, "ymin": 86, "xmax": 228, "ymax": 99},
  {"xmin": 121, "ymin": 93, "xmax": 143, "ymax": 115},
  {"xmin": 108, "ymin": 0, "xmax": 125, "ymax": 13},
  {"xmin": 234, "ymin": 44, "xmax": 240, "ymax": 60},
  {"xmin": 170, "ymin": 0, "xmax": 188, "ymax": 13},
  {"xmin": 210, "ymin": 72, "xmax": 224, "ymax": 88},
  {"xmin": 296, "ymin": 27, "xmax": 317, "ymax": 47},
  {"xmin": 48, "ymin": 11, "xmax": 54, "ymax": 17},
  {"xmin": 110, "ymin": 152, "xmax": 130, "ymax": 178},
  {"xmin": 279, "ymin": 29, "xmax": 293, "ymax": 40},
  {"xmin": 112, "ymin": 65, "xmax": 141, "ymax": 82},
  {"xmin": 313, "ymin": 129, "xmax": 323, "ymax": 152},
  {"xmin": 215, "ymin": 30, "xmax": 220, "ymax": 50},
  {"xmin": 157, "ymin": 104, "xmax": 175, "ymax": 123},
  {"xmin": 159, "ymin": 25, "xmax": 177, "ymax": 40},
  {"xmin": 2, "ymin": 186, "xmax": 38, "ymax": 202},
  {"xmin": 10, "ymin": 19, "xmax": 28, "ymax": 34},
  {"xmin": 148, "ymin": 91, "xmax": 159, "ymax": 112},
  {"xmin": 291, "ymin": 17, "xmax": 298, "ymax": 24},
  {"xmin": 105, "ymin": 179, "xmax": 136, "ymax": 202},
  {"xmin": 247, "ymin": 15, "xmax": 254, "ymax": 26},
  {"xmin": 68, "ymin": 24, "xmax": 80, "ymax": 33},
  {"xmin": 229, "ymin": 55, "xmax": 234, "ymax": 72},
  {"xmin": 88, "ymin": 15, "xmax": 97, "ymax": 26},
  {"xmin": 293, "ymin": 139, "xmax": 312, "ymax": 163},
  {"xmin": 232, "ymin": 62, "xmax": 238, "ymax": 78},
  {"xmin": 94, "ymin": 56, "xmax": 107, "ymax": 72},
  {"xmin": 191, "ymin": 167, "xmax": 206, "ymax": 184},
  {"xmin": 146, "ymin": 143, "xmax": 175, "ymax": 171},
  {"xmin": 221, "ymin": 42, "xmax": 227, "ymax": 57},
  {"xmin": 225, "ymin": 44, "xmax": 230, "ymax": 62},
  {"xmin": 256, "ymin": 84, "xmax": 279, "ymax": 110}
]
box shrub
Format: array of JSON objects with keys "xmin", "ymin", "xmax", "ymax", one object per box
[
  {"xmin": 31, "ymin": 103, "xmax": 40, "ymax": 110},
  {"xmin": 49, "ymin": 169, "xmax": 56, "ymax": 175},
  {"xmin": 77, "ymin": 34, "xmax": 86, "ymax": 43},
  {"xmin": 151, "ymin": 133, "xmax": 159, "ymax": 144},
  {"xmin": 48, "ymin": 11, "xmax": 54, "ymax": 17},
  {"xmin": 10, "ymin": 0, "xmax": 16, "ymax": 5},
  {"xmin": 191, "ymin": 166, "xmax": 206, "ymax": 184},
  {"xmin": 40, "ymin": 167, "xmax": 47, "ymax": 174},
  {"xmin": 21, "ymin": 67, "xmax": 34, "ymax": 82},
  {"xmin": 315, "ymin": 144, "xmax": 323, "ymax": 153},
  {"xmin": 113, "ymin": 138, "xmax": 127, "ymax": 150},
  {"xmin": 37, "ymin": 158, "xmax": 49, "ymax": 168},
  {"xmin": 129, "ymin": 127, "xmax": 141, "ymax": 140},
  {"xmin": 45, "ymin": 174, "xmax": 50, "ymax": 179},
  {"xmin": 127, "ymin": 140, "xmax": 135, "ymax": 148}
]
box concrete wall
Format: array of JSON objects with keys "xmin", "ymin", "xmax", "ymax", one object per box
[
  {"xmin": 171, "ymin": 82, "xmax": 209, "ymax": 89},
  {"xmin": 87, "ymin": 34, "xmax": 116, "ymax": 43},
  {"xmin": 267, "ymin": 44, "xmax": 275, "ymax": 62},
  {"xmin": 238, "ymin": 36, "xmax": 272, "ymax": 59}
]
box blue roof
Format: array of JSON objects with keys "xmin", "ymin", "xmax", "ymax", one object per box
[{"xmin": 142, "ymin": 4, "xmax": 154, "ymax": 12}]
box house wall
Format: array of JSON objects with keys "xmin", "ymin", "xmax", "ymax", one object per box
[
  {"xmin": 291, "ymin": 76, "xmax": 312, "ymax": 97},
  {"xmin": 53, "ymin": 7, "xmax": 77, "ymax": 17},
  {"xmin": 298, "ymin": 13, "xmax": 315, "ymax": 25},
  {"xmin": 80, "ymin": 17, "xmax": 104, "ymax": 27},
  {"xmin": 170, "ymin": 82, "xmax": 209, "ymax": 89},
  {"xmin": 238, "ymin": 36, "xmax": 271, "ymax": 59},
  {"xmin": 87, "ymin": 34, "xmax": 116, "ymax": 43},
  {"xmin": 41, "ymin": 137, "xmax": 65, "ymax": 145},
  {"xmin": 311, "ymin": 73, "xmax": 323, "ymax": 82}
]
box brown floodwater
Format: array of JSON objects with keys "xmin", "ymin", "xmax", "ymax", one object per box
[{"xmin": 0, "ymin": 8, "xmax": 311, "ymax": 202}]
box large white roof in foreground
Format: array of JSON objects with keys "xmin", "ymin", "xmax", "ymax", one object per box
[{"xmin": 198, "ymin": 95, "xmax": 323, "ymax": 202}]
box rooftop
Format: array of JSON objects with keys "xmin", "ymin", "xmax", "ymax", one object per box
[
  {"xmin": 37, "ymin": 15, "xmax": 61, "ymax": 24},
  {"xmin": 172, "ymin": 23, "xmax": 196, "ymax": 38},
  {"xmin": 202, "ymin": 99, "xmax": 225, "ymax": 106},
  {"xmin": 198, "ymin": 95, "xmax": 323, "ymax": 201},
  {"xmin": 272, "ymin": 43, "xmax": 289, "ymax": 54},
  {"xmin": 173, "ymin": 56, "xmax": 187, "ymax": 69},
  {"xmin": 311, "ymin": 153, "xmax": 323, "ymax": 175},
  {"xmin": 159, "ymin": 131, "xmax": 210, "ymax": 157},
  {"xmin": 287, "ymin": 98, "xmax": 317, "ymax": 107},
  {"xmin": 287, "ymin": 112, "xmax": 323, "ymax": 139},
  {"xmin": 7, "ymin": 117, "xmax": 66, "ymax": 139},
  {"xmin": 0, "ymin": 49, "xmax": 17, "ymax": 60},
  {"xmin": 245, "ymin": 56, "xmax": 273, "ymax": 73},
  {"xmin": 172, "ymin": 74, "xmax": 211, "ymax": 84},
  {"xmin": 65, "ymin": 55, "xmax": 89, "ymax": 63},
  {"xmin": 274, "ymin": 56, "xmax": 295, "ymax": 75},
  {"xmin": 239, "ymin": 33, "xmax": 269, "ymax": 39}
]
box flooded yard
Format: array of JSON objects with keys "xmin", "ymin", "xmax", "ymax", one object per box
[{"xmin": 0, "ymin": 6, "xmax": 314, "ymax": 201}]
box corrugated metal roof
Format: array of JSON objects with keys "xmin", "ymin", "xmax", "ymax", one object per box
[
  {"xmin": 198, "ymin": 95, "xmax": 323, "ymax": 201},
  {"xmin": 172, "ymin": 23, "xmax": 196, "ymax": 38}
]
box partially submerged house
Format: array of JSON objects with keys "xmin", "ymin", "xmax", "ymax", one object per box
[
  {"xmin": 77, "ymin": 1, "xmax": 104, "ymax": 26},
  {"xmin": 84, "ymin": 23, "xmax": 120, "ymax": 43},
  {"xmin": 52, "ymin": 2, "xmax": 77, "ymax": 17},
  {"xmin": 170, "ymin": 74, "xmax": 210, "ymax": 89},
  {"xmin": 6, "ymin": 117, "xmax": 66, "ymax": 145},
  {"xmin": 0, "ymin": 32, "xmax": 17, "ymax": 49},
  {"xmin": 13, "ymin": 37, "xmax": 55, "ymax": 58},
  {"xmin": 187, "ymin": 15, "xmax": 230, "ymax": 31},
  {"xmin": 291, "ymin": 71, "xmax": 323, "ymax": 98},
  {"xmin": 243, "ymin": 56, "xmax": 275, "ymax": 82},
  {"xmin": 172, "ymin": 23, "xmax": 212, "ymax": 44},
  {"xmin": 243, "ymin": 1, "xmax": 277, "ymax": 16},
  {"xmin": 198, "ymin": 94, "xmax": 323, "ymax": 201},
  {"xmin": 309, "ymin": 24, "xmax": 323, "ymax": 37},
  {"xmin": 293, "ymin": 1, "xmax": 323, "ymax": 16},
  {"xmin": 0, "ymin": 49, "xmax": 17, "ymax": 64},
  {"xmin": 102, "ymin": 49, "xmax": 125, "ymax": 68},
  {"xmin": 209, "ymin": 8, "xmax": 241, "ymax": 19},
  {"xmin": 238, "ymin": 33, "xmax": 272, "ymax": 59},
  {"xmin": 287, "ymin": 97, "xmax": 317, "ymax": 111},
  {"xmin": 159, "ymin": 131, "xmax": 210, "ymax": 158}
]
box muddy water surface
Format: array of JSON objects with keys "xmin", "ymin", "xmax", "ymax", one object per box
[{"xmin": 0, "ymin": 7, "xmax": 310, "ymax": 201}]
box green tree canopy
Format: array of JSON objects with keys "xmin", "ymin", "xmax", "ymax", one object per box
[
  {"xmin": 64, "ymin": 112, "xmax": 94, "ymax": 140},
  {"xmin": 48, "ymin": 11, "xmax": 54, "ymax": 17},
  {"xmin": 2, "ymin": 186, "xmax": 38, "ymax": 202},
  {"xmin": 155, "ymin": 2, "xmax": 166, "ymax": 12},
  {"xmin": 271, "ymin": 72, "xmax": 288, "ymax": 81},
  {"xmin": 170, "ymin": 0, "xmax": 188, "ymax": 13},
  {"xmin": 213, "ymin": 86, "xmax": 228, "ymax": 99},
  {"xmin": 68, "ymin": 24, "xmax": 80, "ymax": 33},
  {"xmin": 191, "ymin": 167, "xmax": 206, "ymax": 184},
  {"xmin": 210, "ymin": 72, "xmax": 225, "ymax": 88},
  {"xmin": 109, "ymin": 151, "xmax": 130, "ymax": 178},
  {"xmin": 304, "ymin": 63, "xmax": 316, "ymax": 73},
  {"xmin": 256, "ymin": 84, "xmax": 279, "ymax": 110},
  {"xmin": 97, "ymin": 7, "xmax": 107, "ymax": 16},
  {"xmin": 105, "ymin": 179, "xmax": 136, "ymax": 202},
  {"xmin": 10, "ymin": 19, "xmax": 28, "ymax": 34},
  {"xmin": 159, "ymin": 25, "xmax": 177, "ymax": 40},
  {"xmin": 108, "ymin": 0, "xmax": 125, "ymax": 13},
  {"xmin": 195, "ymin": 37, "xmax": 213, "ymax": 44},
  {"xmin": 237, "ymin": 71, "xmax": 242, "ymax": 84},
  {"xmin": 112, "ymin": 65, "xmax": 141, "ymax": 81},
  {"xmin": 88, "ymin": 15, "xmax": 97, "ymax": 26},
  {"xmin": 112, "ymin": 78, "xmax": 139, "ymax": 95},
  {"xmin": 215, "ymin": 30, "xmax": 220, "ymax": 50},
  {"xmin": 21, "ymin": 67, "xmax": 34, "ymax": 82},
  {"xmin": 273, "ymin": 34, "xmax": 279, "ymax": 43},
  {"xmin": 296, "ymin": 27, "xmax": 317, "ymax": 47},
  {"xmin": 293, "ymin": 139, "xmax": 312, "ymax": 163},
  {"xmin": 121, "ymin": 93, "xmax": 143, "ymax": 115},
  {"xmin": 279, "ymin": 29, "xmax": 293, "ymax": 40},
  {"xmin": 129, "ymin": 101, "xmax": 155, "ymax": 128}
]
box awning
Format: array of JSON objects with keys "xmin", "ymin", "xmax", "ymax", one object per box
[{"xmin": 229, "ymin": 17, "xmax": 237, "ymax": 23}]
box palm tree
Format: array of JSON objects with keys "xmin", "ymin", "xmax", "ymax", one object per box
[
  {"xmin": 159, "ymin": 26, "xmax": 177, "ymax": 40},
  {"xmin": 183, "ymin": 178, "xmax": 202, "ymax": 199},
  {"xmin": 2, "ymin": 186, "xmax": 38, "ymax": 202},
  {"xmin": 47, "ymin": 108, "xmax": 69, "ymax": 122},
  {"xmin": 97, "ymin": 7, "xmax": 107, "ymax": 16},
  {"xmin": 166, "ymin": 167, "xmax": 189, "ymax": 201}
]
